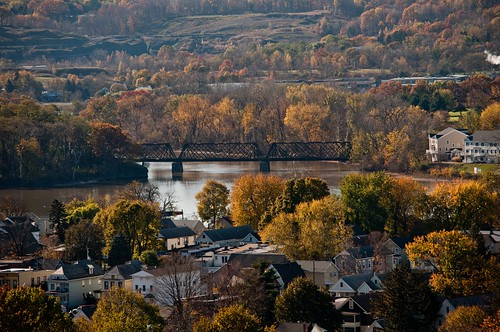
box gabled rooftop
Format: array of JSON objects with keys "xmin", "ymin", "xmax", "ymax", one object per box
[
  {"xmin": 199, "ymin": 225, "xmax": 259, "ymax": 242},
  {"xmin": 158, "ymin": 226, "xmax": 196, "ymax": 239}
]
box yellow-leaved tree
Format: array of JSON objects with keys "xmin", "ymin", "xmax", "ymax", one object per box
[
  {"xmin": 261, "ymin": 195, "xmax": 352, "ymax": 260},
  {"xmin": 230, "ymin": 174, "xmax": 285, "ymax": 230},
  {"xmin": 406, "ymin": 230, "xmax": 500, "ymax": 297}
]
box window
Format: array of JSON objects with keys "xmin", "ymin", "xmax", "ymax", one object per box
[
  {"xmin": 340, "ymin": 282, "xmax": 344, "ymax": 287},
  {"xmin": 31, "ymin": 278, "xmax": 35, "ymax": 286},
  {"xmin": 89, "ymin": 279, "xmax": 92, "ymax": 285},
  {"xmin": 13, "ymin": 280, "xmax": 17, "ymax": 289},
  {"xmin": 111, "ymin": 281, "xmax": 115, "ymax": 288},
  {"xmin": 135, "ymin": 285, "xmax": 138, "ymax": 290},
  {"xmin": 118, "ymin": 281, "xmax": 123, "ymax": 288},
  {"xmin": 178, "ymin": 238, "xmax": 181, "ymax": 245},
  {"xmin": 104, "ymin": 281, "xmax": 109, "ymax": 290},
  {"xmin": 349, "ymin": 299, "xmax": 354, "ymax": 309},
  {"xmin": 143, "ymin": 285, "xmax": 146, "ymax": 292},
  {"xmin": 50, "ymin": 283, "xmax": 55, "ymax": 291},
  {"xmin": 43, "ymin": 276, "xmax": 47, "ymax": 282},
  {"xmin": 37, "ymin": 277, "xmax": 40, "ymax": 285},
  {"xmin": 150, "ymin": 285, "xmax": 153, "ymax": 291},
  {"xmin": 446, "ymin": 140, "xmax": 449, "ymax": 144},
  {"xmin": 82, "ymin": 280, "xmax": 85, "ymax": 287}
]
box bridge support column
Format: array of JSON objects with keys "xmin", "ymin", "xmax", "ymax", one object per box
[
  {"xmin": 172, "ymin": 161, "xmax": 183, "ymax": 173},
  {"xmin": 259, "ymin": 160, "xmax": 270, "ymax": 172}
]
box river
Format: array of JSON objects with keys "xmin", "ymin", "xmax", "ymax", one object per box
[{"xmin": 0, "ymin": 161, "xmax": 443, "ymax": 219}]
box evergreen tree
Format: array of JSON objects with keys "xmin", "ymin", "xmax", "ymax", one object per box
[
  {"xmin": 107, "ymin": 233, "xmax": 132, "ymax": 267},
  {"xmin": 48, "ymin": 199, "xmax": 67, "ymax": 243},
  {"xmin": 372, "ymin": 266, "xmax": 437, "ymax": 332}
]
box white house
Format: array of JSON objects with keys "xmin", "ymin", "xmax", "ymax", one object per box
[
  {"xmin": 329, "ymin": 273, "xmax": 384, "ymax": 298},
  {"xmin": 435, "ymin": 294, "xmax": 493, "ymax": 328},
  {"xmin": 462, "ymin": 130, "xmax": 500, "ymax": 163},
  {"xmin": 131, "ymin": 267, "xmax": 207, "ymax": 305},
  {"xmin": 195, "ymin": 225, "xmax": 260, "ymax": 246},
  {"xmin": 101, "ymin": 260, "xmax": 142, "ymax": 292},
  {"xmin": 427, "ymin": 127, "xmax": 470, "ymax": 162},
  {"xmin": 46, "ymin": 260, "xmax": 103, "ymax": 310},
  {"xmin": 158, "ymin": 227, "xmax": 197, "ymax": 251}
]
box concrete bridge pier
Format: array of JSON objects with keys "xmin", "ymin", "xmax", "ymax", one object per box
[
  {"xmin": 259, "ymin": 160, "xmax": 270, "ymax": 172},
  {"xmin": 172, "ymin": 161, "xmax": 183, "ymax": 174}
]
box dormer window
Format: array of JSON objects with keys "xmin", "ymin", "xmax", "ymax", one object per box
[{"xmin": 88, "ymin": 265, "xmax": 94, "ymax": 275}]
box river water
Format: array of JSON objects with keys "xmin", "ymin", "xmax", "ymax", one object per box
[{"xmin": 0, "ymin": 161, "xmax": 442, "ymax": 219}]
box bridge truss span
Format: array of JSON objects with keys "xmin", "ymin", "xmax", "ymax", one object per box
[
  {"xmin": 179, "ymin": 143, "xmax": 263, "ymax": 161},
  {"xmin": 266, "ymin": 142, "xmax": 351, "ymax": 161},
  {"xmin": 135, "ymin": 143, "xmax": 177, "ymax": 161}
]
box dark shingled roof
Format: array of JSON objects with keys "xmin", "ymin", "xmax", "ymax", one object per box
[
  {"xmin": 39, "ymin": 259, "xmax": 63, "ymax": 270},
  {"xmin": 160, "ymin": 218, "xmax": 177, "ymax": 229},
  {"xmin": 341, "ymin": 273, "xmax": 374, "ymax": 290},
  {"xmin": 60, "ymin": 260, "xmax": 103, "ymax": 280},
  {"xmin": 158, "ymin": 226, "xmax": 196, "ymax": 239},
  {"xmin": 271, "ymin": 262, "xmax": 306, "ymax": 287},
  {"xmin": 227, "ymin": 253, "xmax": 289, "ymax": 268},
  {"xmin": 104, "ymin": 263, "xmax": 142, "ymax": 280},
  {"xmin": 201, "ymin": 225, "xmax": 259, "ymax": 242},
  {"xmin": 390, "ymin": 236, "xmax": 413, "ymax": 249},
  {"xmin": 448, "ymin": 294, "xmax": 493, "ymax": 308},
  {"xmin": 347, "ymin": 245, "xmax": 374, "ymax": 258}
]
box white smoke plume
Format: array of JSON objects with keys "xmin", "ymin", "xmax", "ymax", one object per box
[{"xmin": 485, "ymin": 50, "xmax": 500, "ymax": 65}]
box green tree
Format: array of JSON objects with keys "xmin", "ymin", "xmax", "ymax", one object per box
[
  {"xmin": 64, "ymin": 220, "xmax": 104, "ymax": 261},
  {"xmin": 195, "ymin": 180, "xmax": 229, "ymax": 228},
  {"xmin": 380, "ymin": 176, "xmax": 426, "ymax": 236},
  {"xmin": 48, "ymin": 199, "xmax": 67, "ymax": 243},
  {"xmin": 140, "ymin": 250, "xmax": 159, "ymax": 267},
  {"xmin": 271, "ymin": 177, "xmax": 330, "ymax": 215},
  {"xmin": 233, "ymin": 261, "xmax": 280, "ymax": 327},
  {"xmin": 439, "ymin": 305, "xmax": 487, "ymax": 332},
  {"xmin": 107, "ymin": 233, "xmax": 132, "ymax": 267},
  {"xmin": 340, "ymin": 172, "xmax": 391, "ymax": 232},
  {"xmin": 372, "ymin": 266, "xmax": 437, "ymax": 332},
  {"xmin": 230, "ymin": 174, "xmax": 285, "ymax": 230},
  {"xmin": 275, "ymin": 277, "xmax": 341, "ymax": 331},
  {"xmin": 94, "ymin": 199, "xmax": 160, "ymax": 257},
  {"xmin": 406, "ymin": 230, "xmax": 500, "ymax": 297},
  {"xmin": 0, "ymin": 287, "xmax": 73, "ymax": 332},
  {"xmin": 262, "ymin": 195, "xmax": 352, "ymax": 260},
  {"xmin": 65, "ymin": 196, "xmax": 101, "ymax": 225},
  {"xmin": 91, "ymin": 288, "xmax": 165, "ymax": 332}
]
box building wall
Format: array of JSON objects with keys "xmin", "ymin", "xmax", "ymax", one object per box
[{"xmin": 0, "ymin": 269, "xmax": 54, "ymax": 289}]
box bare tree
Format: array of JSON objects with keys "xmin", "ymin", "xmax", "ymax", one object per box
[
  {"xmin": 154, "ymin": 253, "xmax": 207, "ymax": 332},
  {"xmin": 369, "ymin": 231, "xmax": 392, "ymax": 274},
  {"xmin": 0, "ymin": 195, "xmax": 27, "ymax": 219}
]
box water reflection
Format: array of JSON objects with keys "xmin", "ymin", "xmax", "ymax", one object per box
[{"xmin": 0, "ymin": 161, "xmax": 442, "ymax": 219}]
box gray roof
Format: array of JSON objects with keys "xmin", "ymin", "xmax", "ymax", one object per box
[
  {"xmin": 341, "ymin": 273, "xmax": 374, "ymax": 290},
  {"xmin": 60, "ymin": 260, "xmax": 103, "ymax": 279},
  {"xmin": 227, "ymin": 253, "xmax": 289, "ymax": 268},
  {"xmin": 158, "ymin": 226, "xmax": 196, "ymax": 239},
  {"xmin": 271, "ymin": 262, "xmax": 306, "ymax": 287},
  {"xmin": 172, "ymin": 219, "xmax": 206, "ymax": 233},
  {"xmin": 200, "ymin": 225, "xmax": 259, "ymax": 242},
  {"xmin": 347, "ymin": 245, "xmax": 374, "ymax": 258},
  {"xmin": 103, "ymin": 263, "xmax": 141, "ymax": 280},
  {"xmin": 448, "ymin": 294, "xmax": 493, "ymax": 308},
  {"xmin": 470, "ymin": 130, "xmax": 500, "ymax": 143},
  {"xmin": 160, "ymin": 218, "xmax": 177, "ymax": 229},
  {"xmin": 389, "ymin": 237, "xmax": 413, "ymax": 249}
]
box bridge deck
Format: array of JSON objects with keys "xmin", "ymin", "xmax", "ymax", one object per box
[{"xmin": 130, "ymin": 142, "xmax": 351, "ymax": 162}]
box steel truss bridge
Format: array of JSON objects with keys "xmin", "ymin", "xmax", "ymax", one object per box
[{"xmin": 128, "ymin": 142, "xmax": 351, "ymax": 172}]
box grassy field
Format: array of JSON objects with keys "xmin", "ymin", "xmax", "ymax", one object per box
[{"xmin": 448, "ymin": 163, "xmax": 500, "ymax": 175}]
